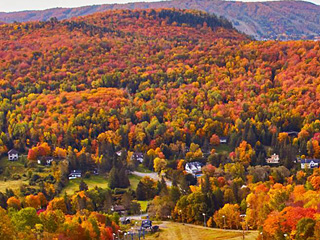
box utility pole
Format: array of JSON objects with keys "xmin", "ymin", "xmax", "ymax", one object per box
[
  {"xmin": 240, "ymin": 214, "xmax": 246, "ymax": 240},
  {"xmin": 202, "ymin": 213, "xmax": 206, "ymax": 227},
  {"xmin": 222, "ymin": 215, "xmax": 226, "ymax": 229}
]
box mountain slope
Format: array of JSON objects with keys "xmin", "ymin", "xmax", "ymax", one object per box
[
  {"xmin": 1, "ymin": 8, "xmax": 320, "ymax": 155},
  {"xmin": 0, "ymin": 0, "xmax": 320, "ymax": 40}
]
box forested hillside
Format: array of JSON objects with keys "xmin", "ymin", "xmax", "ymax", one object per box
[
  {"xmin": 0, "ymin": 8, "xmax": 320, "ymax": 240},
  {"xmin": 0, "ymin": 0, "xmax": 320, "ymax": 40}
]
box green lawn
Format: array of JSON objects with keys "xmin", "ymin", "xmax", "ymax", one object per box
[
  {"xmin": 0, "ymin": 179, "xmax": 30, "ymax": 193},
  {"xmin": 0, "ymin": 157, "xmax": 26, "ymax": 178},
  {"xmin": 136, "ymin": 164, "xmax": 152, "ymax": 173},
  {"xmin": 145, "ymin": 222, "xmax": 258, "ymax": 240},
  {"xmin": 62, "ymin": 174, "xmax": 142, "ymax": 195},
  {"xmin": 61, "ymin": 175, "xmax": 109, "ymax": 195},
  {"xmin": 129, "ymin": 174, "xmax": 141, "ymax": 190},
  {"xmin": 215, "ymin": 144, "xmax": 232, "ymax": 154},
  {"xmin": 137, "ymin": 200, "xmax": 149, "ymax": 212},
  {"xmin": 0, "ymin": 157, "xmax": 29, "ymax": 193}
]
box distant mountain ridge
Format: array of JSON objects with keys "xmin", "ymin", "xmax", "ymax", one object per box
[{"xmin": 0, "ymin": 0, "xmax": 320, "ymax": 40}]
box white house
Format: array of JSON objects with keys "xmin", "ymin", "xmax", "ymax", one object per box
[
  {"xmin": 185, "ymin": 162, "xmax": 202, "ymax": 176},
  {"xmin": 301, "ymin": 159, "xmax": 320, "ymax": 169},
  {"xmin": 266, "ymin": 154, "xmax": 280, "ymax": 164},
  {"xmin": 8, "ymin": 149, "xmax": 19, "ymax": 161},
  {"xmin": 220, "ymin": 137, "xmax": 228, "ymax": 144},
  {"xmin": 131, "ymin": 152, "xmax": 144, "ymax": 163},
  {"xmin": 116, "ymin": 150, "xmax": 123, "ymax": 157},
  {"xmin": 68, "ymin": 170, "xmax": 82, "ymax": 179}
]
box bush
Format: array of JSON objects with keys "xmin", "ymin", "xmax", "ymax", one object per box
[
  {"xmin": 12, "ymin": 174, "xmax": 21, "ymax": 180},
  {"xmin": 84, "ymin": 171, "xmax": 91, "ymax": 178}
]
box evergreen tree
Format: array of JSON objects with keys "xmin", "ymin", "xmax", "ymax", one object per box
[
  {"xmin": 108, "ymin": 166, "xmax": 119, "ymax": 189},
  {"xmin": 79, "ymin": 179, "xmax": 88, "ymax": 191},
  {"xmin": 0, "ymin": 192, "xmax": 7, "ymax": 209},
  {"xmin": 118, "ymin": 167, "xmax": 130, "ymax": 188},
  {"xmin": 160, "ymin": 177, "xmax": 168, "ymax": 196},
  {"xmin": 136, "ymin": 181, "xmax": 146, "ymax": 200}
]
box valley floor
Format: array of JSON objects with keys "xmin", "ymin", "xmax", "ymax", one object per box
[{"xmin": 145, "ymin": 222, "xmax": 258, "ymax": 240}]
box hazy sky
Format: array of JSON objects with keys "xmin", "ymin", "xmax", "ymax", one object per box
[{"xmin": 0, "ymin": 0, "xmax": 319, "ymax": 12}]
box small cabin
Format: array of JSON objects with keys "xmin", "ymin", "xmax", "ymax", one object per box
[
  {"xmin": 112, "ymin": 205, "xmax": 126, "ymax": 215},
  {"xmin": 68, "ymin": 170, "xmax": 82, "ymax": 179},
  {"xmin": 220, "ymin": 137, "xmax": 228, "ymax": 144},
  {"xmin": 8, "ymin": 149, "xmax": 19, "ymax": 161},
  {"xmin": 266, "ymin": 154, "xmax": 280, "ymax": 164}
]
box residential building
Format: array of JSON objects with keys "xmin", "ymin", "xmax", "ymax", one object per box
[
  {"xmin": 68, "ymin": 170, "xmax": 82, "ymax": 179},
  {"xmin": 301, "ymin": 159, "xmax": 320, "ymax": 169},
  {"xmin": 131, "ymin": 152, "xmax": 144, "ymax": 163},
  {"xmin": 266, "ymin": 154, "xmax": 280, "ymax": 164},
  {"xmin": 8, "ymin": 149, "xmax": 19, "ymax": 161},
  {"xmin": 220, "ymin": 137, "xmax": 228, "ymax": 144},
  {"xmin": 185, "ymin": 162, "xmax": 203, "ymax": 176}
]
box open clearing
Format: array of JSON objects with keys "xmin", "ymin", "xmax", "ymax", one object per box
[
  {"xmin": 61, "ymin": 174, "xmax": 142, "ymax": 195},
  {"xmin": 61, "ymin": 175, "xmax": 109, "ymax": 195},
  {"xmin": 145, "ymin": 222, "xmax": 258, "ymax": 240}
]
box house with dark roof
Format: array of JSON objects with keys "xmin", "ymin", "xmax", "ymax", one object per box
[
  {"xmin": 301, "ymin": 159, "xmax": 320, "ymax": 169},
  {"xmin": 284, "ymin": 131, "xmax": 299, "ymax": 137},
  {"xmin": 8, "ymin": 149, "xmax": 19, "ymax": 161},
  {"xmin": 112, "ymin": 205, "xmax": 127, "ymax": 215}
]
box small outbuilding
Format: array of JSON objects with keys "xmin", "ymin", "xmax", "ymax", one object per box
[{"xmin": 8, "ymin": 149, "xmax": 19, "ymax": 161}]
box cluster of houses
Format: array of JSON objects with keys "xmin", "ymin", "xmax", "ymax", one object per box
[
  {"xmin": 265, "ymin": 153, "xmax": 320, "ymax": 169},
  {"xmin": 300, "ymin": 159, "xmax": 319, "ymax": 169},
  {"xmin": 7, "ymin": 132, "xmax": 320, "ymax": 184},
  {"xmin": 116, "ymin": 150, "xmax": 145, "ymax": 163}
]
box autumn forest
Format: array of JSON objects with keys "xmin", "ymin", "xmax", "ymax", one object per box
[{"xmin": 0, "ymin": 8, "xmax": 320, "ymax": 240}]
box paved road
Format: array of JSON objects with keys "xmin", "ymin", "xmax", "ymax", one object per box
[
  {"xmin": 121, "ymin": 213, "xmax": 148, "ymax": 221},
  {"xmin": 132, "ymin": 171, "xmax": 172, "ymax": 187}
]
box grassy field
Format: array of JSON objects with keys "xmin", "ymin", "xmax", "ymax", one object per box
[
  {"xmin": 0, "ymin": 157, "xmax": 30, "ymax": 193},
  {"xmin": 61, "ymin": 174, "xmax": 142, "ymax": 195},
  {"xmin": 61, "ymin": 175, "xmax": 109, "ymax": 195},
  {"xmin": 137, "ymin": 200, "xmax": 149, "ymax": 212},
  {"xmin": 136, "ymin": 164, "xmax": 152, "ymax": 173},
  {"xmin": 0, "ymin": 179, "xmax": 29, "ymax": 193},
  {"xmin": 215, "ymin": 144, "xmax": 232, "ymax": 154},
  {"xmin": 145, "ymin": 222, "xmax": 258, "ymax": 240},
  {"xmin": 129, "ymin": 174, "xmax": 141, "ymax": 190}
]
